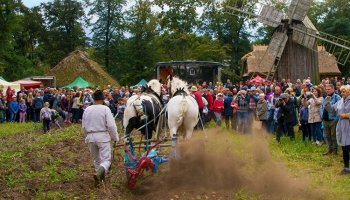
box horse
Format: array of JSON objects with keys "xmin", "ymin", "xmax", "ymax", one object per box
[
  {"xmin": 123, "ymin": 79, "xmax": 164, "ymax": 142},
  {"xmin": 167, "ymin": 76, "xmax": 199, "ymax": 141}
]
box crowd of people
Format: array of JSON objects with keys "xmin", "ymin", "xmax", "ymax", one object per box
[
  {"xmin": 1, "ymin": 76, "xmax": 350, "ymax": 174},
  {"xmin": 189, "ymin": 77, "xmax": 350, "ymax": 175}
]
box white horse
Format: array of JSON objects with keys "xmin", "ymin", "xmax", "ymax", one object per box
[
  {"xmin": 167, "ymin": 76, "xmax": 199, "ymax": 141},
  {"xmin": 123, "ymin": 79, "xmax": 164, "ymax": 141}
]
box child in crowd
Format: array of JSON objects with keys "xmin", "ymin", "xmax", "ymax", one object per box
[
  {"xmin": 9, "ymin": 96, "xmax": 19, "ymax": 122},
  {"xmin": 299, "ymin": 99, "xmax": 311, "ymax": 142},
  {"xmin": 40, "ymin": 102, "xmax": 52, "ymax": 133},
  {"xmin": 19, "ymin": 99, "xmax": 27, "ymax": 123}
]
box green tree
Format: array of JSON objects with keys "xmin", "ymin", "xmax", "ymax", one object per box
[
  {"xmin": 85, "ymin": 0, "xmax": 126, "ymax": 74},
  {"xmin": 201, "ymin": 0, "xmax": 255, "ymax": 80},
  {"xmin": 118, "ymin": 0, "xmax": 159, "ymax": 83},
  {"xmin": 309, "ymin": 0, "xmax": 350, "ymax": 76},
  {"xmin": 154, "ymin": 0, "xmax": 202, "ymax": 60},
  {"xmin": 40, "ymin": 0, "xmax": 87, "ymax": 67},
  {"xmin": 0, "ymin": 0, "xmax": 43, "ymax": 80}
]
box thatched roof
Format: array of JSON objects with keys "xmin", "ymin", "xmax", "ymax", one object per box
[
  {"xmin": 47, "ymin": 50, "xmax": 118, "ymax": 87},
  {"xmin": 241, "ymin": 45, "xmax": 340, "ymax": 76},
  {"xmin": 317, "ymin": 46, "xmax": 341, "ymax": 75}
]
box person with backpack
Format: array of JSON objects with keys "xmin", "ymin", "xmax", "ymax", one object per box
[{"xmin": 40, "ymin": 102, "xmax": 52, "ymax": 133}]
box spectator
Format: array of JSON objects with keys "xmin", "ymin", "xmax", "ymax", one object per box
[
  {"xmin": 332, "ymin": 85, "xmax": 350, "ymax": 174},
  {"xmin": 213, "ymin": 93, "xmax": 224, "ymax": 126},
  {"xmin": 235, "ymin": 90, "xmax": 249, "ymax": 133},
  {"xmin": 33, "ymin": 92, "xmax": 44, "ymax": 122},
  {"xmin": 40, "ymin": 102, "xmax": 52, "ymax": 133},
  {"xmin": 19, "ymin": 99, "xmax": 27, "ymax": 123},
  {"xmin": 224, "ymin": 92, "xmax": 234, "ymax": 129},
  {"xmin": 256, "ymin": 93, "xmax": 268, "ymax": 132},
  {"xmin": 276, "ymin": 93, "xmax": 296, "ymax": 141},
  {"xmin": 321, "ymin": 84, "xmax": 341, "ymax": 155},
  {"xmin": 308, "ymin": 87, "xmax": 324, "ymax": 145},
  {"xmin": 299, "ymin": 98, "xmax": 311, "ymax": 142},
  {"xmin": 0, "ymin": 96, "xmax": 5, "ymax": 123},
  {"xmin": 9, "ymin": 96, "xmax": 19, "ymax": 122}
]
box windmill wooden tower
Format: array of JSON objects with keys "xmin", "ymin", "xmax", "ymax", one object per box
[{"xmin": 227, "ymin": 0, "xmax": 350, "ymax": 82}]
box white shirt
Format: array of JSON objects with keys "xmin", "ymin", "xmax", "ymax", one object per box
[{"xmin": 82, "ymin": 104, "xmax": 119, "ymax": 143}]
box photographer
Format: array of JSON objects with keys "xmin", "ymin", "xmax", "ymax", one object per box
[{"xmin": 275, "ymin": 93, "xmax": 296, "ymax": 142}]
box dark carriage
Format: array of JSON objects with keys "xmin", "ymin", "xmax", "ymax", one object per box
[{"xmin": 156, "ymin": 61, "xmax": 222, "ymax": 84}]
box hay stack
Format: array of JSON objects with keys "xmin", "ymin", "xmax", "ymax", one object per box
[{"xmin": 47, "ymin": 50, "xmax": 119, "ymax": 87}]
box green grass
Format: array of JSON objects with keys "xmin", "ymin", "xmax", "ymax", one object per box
[
  {"xmin": 0, "ymin": 122, "xmax": 42, "ymax": 138},
  {"xmin": 0, "ymin": 122, "xmax": 83, "ymax": 199},
  {"xmin": 268, "ymin": 132, "xmax": 350, "ymax": 200}
]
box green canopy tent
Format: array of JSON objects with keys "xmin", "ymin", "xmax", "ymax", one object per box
[
  {"xmin": 62, "ymin": 76, "xmax": 94, "ymax": 89},
  {"xmin": 131, "ymin": 79, "xmax": 147, "ymax": 89}
]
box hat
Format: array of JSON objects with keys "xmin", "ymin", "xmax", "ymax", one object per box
[
  {"xmin": 250, "ymin": 86, "xmax": 256, "ymax": 91},
  {"xmin": 280, "ymin": 93, "xmax": 289, "ymax": 99},
  {"xmin": 93, "ymin": 90, "xmax": 104, "ymax": 101},
  {"xmin": 217, "ymin": 93, "xmax": 223, "ymax": 96},
  {"xmin": 191, "ymin": 86, "xmax": 198, "ymax": 92}
]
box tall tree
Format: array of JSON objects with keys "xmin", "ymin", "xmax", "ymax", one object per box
[
  {"xmin": 85, "ymin": 0, "xmax": 126, "ymax": 73},
  {"xmin": 41, "ymin": 0, "xmax": 86, "ymax": 66},
  {"xmin": 120, "ymin": 0, "xmax": 158, "ymax": 82},
  {"xmin": 154, "ymin": 0, "xmax": 202, "ymax": 60},
  {"xmin": 201, "ymin": 0, "xmax": 255, "ymax": 80},
  {"xmin": 0, "ymin": 0, "xmax": 43, "ymax": 80}
]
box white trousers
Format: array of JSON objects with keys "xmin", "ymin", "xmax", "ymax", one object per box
[{"xmin": 88, "ymin": 142, "xmax": 111, "ymax": 173}]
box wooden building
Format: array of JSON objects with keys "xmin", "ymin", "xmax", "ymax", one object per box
[{"xmin": 241, "ymin": 45, "xmax": 341, "ymax": 81}]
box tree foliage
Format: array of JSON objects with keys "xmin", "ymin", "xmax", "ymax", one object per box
[{"xmin": 1, "ymin": 0, "xmax": 350, "ymax": 83}]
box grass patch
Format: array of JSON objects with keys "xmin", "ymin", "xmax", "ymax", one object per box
[
  {"xmin": 0, "ymin": 122, "xmax": 42, "ymax": 138},
  {"xmin": 0, "ymin": 123, "xmax": 83, "ymax": 197},
  {"xmin": 268, "ymin": 132, "xmax": 350, "ymax": 199}
]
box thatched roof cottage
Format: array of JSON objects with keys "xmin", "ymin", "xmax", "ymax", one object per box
[{"xmin": 47, "ymin": 50, "xmax": 118, "ymax": 87}]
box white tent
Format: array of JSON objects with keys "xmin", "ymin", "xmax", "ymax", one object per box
[{"xmin": 0, "ymin": 79, "xmax": 21, "ymax": 96}]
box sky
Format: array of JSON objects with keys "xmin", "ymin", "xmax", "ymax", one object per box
[{"xmin": 22, "ymin": 0, "xmax": 51, "ymax": 8}]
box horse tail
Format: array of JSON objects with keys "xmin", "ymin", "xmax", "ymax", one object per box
[{"xmin": 177, "ymin": 95, "xmax": 188, "ymax": 124}]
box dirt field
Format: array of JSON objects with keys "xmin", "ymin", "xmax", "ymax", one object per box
[{"xmin": 0, "ymin": 124, "xmax": 325, "ymax": 200}]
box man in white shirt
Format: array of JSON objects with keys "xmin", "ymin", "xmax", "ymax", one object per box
[{"xmin": 82, "ymin": 90, "xmax": 119, "ymax": 186}]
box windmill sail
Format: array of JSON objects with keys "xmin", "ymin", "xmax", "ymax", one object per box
[
  {"xmin": 267, "ymin": 31, "xmax": 288, "ymax": 59},
  {"xmin": 257, "ymin": 5, "xmax": 284, "ymax": 27},
  {"xmin": 292, "ymin": 24, "xmax": 317, "ymax": 49},
  {"xmin": 287, "ymin": 0, "xmax": 313, "ymax": 21}
]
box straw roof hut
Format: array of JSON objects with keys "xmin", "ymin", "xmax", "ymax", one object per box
[
  {"xmin": 241, "ymin": 45, "xmax": 340, "ymax": 80},
  {"xmin": 47, "ymin": 50, "xmax": 118, "ymax": 87}
]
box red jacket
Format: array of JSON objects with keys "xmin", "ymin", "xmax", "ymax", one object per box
[
  {"xmin": 192, "ymin": 91, "xmax": 204, "ymax": 109},
  {"xmin": 206, "ymin": 92, "xmax": 214, "ymax": 111},
  {"xmin": 213, "ymin": 99, "xmax": 224, "ymax": 113}
]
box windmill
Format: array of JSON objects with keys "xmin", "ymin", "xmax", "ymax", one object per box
[{"xmin": 226, "ymin": 0, "xmax": 350, "ymax": 82}]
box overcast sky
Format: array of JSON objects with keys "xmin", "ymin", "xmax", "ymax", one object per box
[{"xmin": 22, "ymin": 0, "xmax": 51, "ymax": 8}]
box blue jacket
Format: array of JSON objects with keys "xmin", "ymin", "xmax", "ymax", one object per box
[
  {"xmin": 10, "ymin": 101, "xmax": 19, "ymax": 113},
  {"xmin": 224, "ymin": 96, "xmax": 234, "ymax": 116},
  {"xmin": 320, "ymin": 93, "xmax": 341, "ymax": 121}
]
